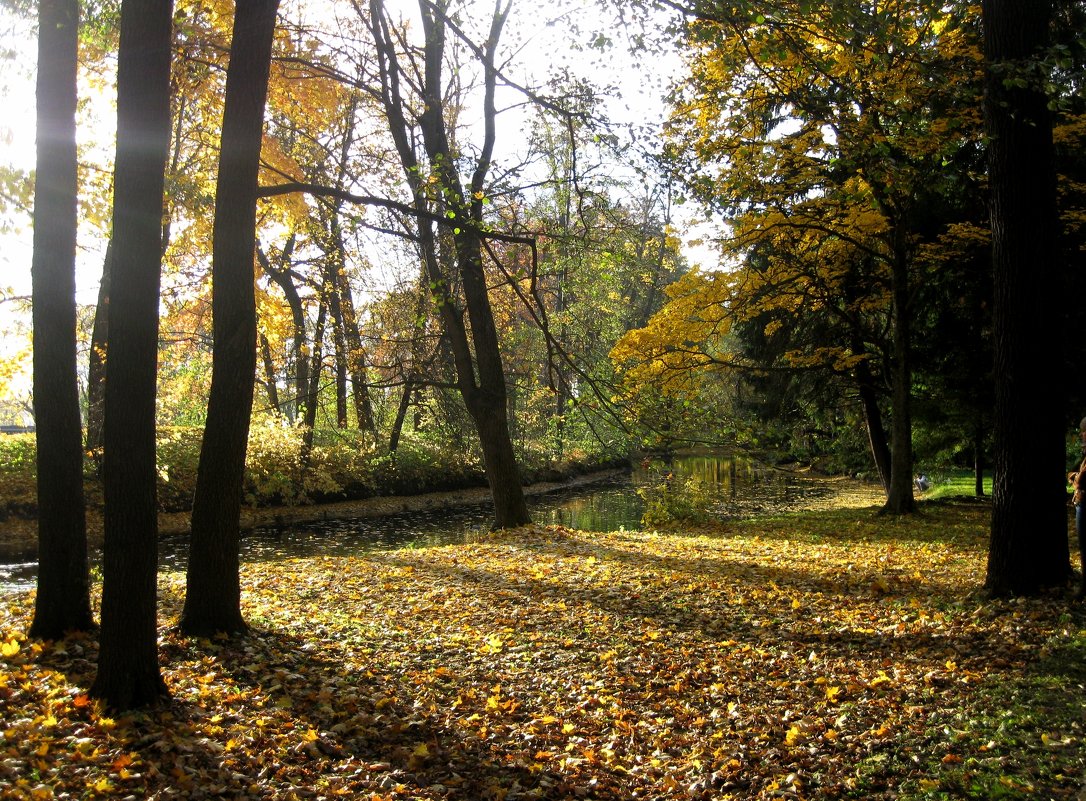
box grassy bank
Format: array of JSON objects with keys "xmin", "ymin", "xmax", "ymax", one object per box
[{"xmin": 1, "ymin": 501, "xmax": 1084, "ymax": 799}]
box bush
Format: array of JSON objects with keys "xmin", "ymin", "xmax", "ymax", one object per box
[
  {"xmin": 636, "ymin": 468, "xmax": 715, "ymax": 526},
  {"xmin": 0, "ymin": 434, "xmax": 37, "ymax": 518}
]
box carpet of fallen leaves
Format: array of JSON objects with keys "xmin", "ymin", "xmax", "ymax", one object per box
[{"xmin": 2, "ymin": 501, "xmax": 1086, "ymax": 800}]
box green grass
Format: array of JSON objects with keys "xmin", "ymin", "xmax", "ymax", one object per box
[{"xmin": 920, "ymin": 468, "xmax": 992, "ymax": 501}]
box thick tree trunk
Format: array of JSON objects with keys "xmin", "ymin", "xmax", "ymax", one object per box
[
  {"xmin": 29, "ymin": 0, "xmax": 94, "ymax": 639},
  {"xmin": 90, "ymin": 0, "xmax": 173, "ymax": 710},
  {"xmin": 469, "ymin": 389, "xmax": 530, "ymax": 529},
  {"xmin": 984, "ymin": 0, "xmax": 1070, "ymax": 595},
  {"xmin": 182, "ymin": 0, "xmax": 279, "ymax": 637}
]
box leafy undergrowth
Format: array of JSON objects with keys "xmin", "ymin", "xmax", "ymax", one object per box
[{"xmin": 2, "ymin": 502, "xmax": 1085, "ymax": 800}]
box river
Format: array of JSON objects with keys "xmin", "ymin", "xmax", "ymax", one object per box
[{"xmin": 0, "ymin": 455, "xmax": 883, "ymax": 594}]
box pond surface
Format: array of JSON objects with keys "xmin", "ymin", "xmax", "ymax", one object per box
[{"xmin": 0, "ymin": 454, "xmax": 881, "ymax": 594}]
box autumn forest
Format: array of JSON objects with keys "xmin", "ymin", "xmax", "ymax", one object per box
[{"xmin": 1, "ymin": 0, "xmax": 1086, "ymax": 798}]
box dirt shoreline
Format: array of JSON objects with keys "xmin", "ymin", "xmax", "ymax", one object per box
[{"xmin": 0, "ymin": 468, "xmax": 630, "ymax": 553}]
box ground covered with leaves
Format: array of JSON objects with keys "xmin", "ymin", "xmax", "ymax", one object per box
[{"xmin": 2, "ymin": 501, "xmax": 1085, "ymax": 800}]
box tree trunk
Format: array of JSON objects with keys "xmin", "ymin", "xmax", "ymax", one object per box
[
  {"xmin": 257, "ymin": 239, "xmax": 307, "ymax": 422},
  {"xmin": 301, "ymin": 293, "xmax": 328, "ymax": 459},
  {"xmin": 329, "ymin": 288, "xmax": 349, "ymax": 428},
  {"xmin": 983, "ymin": 0, "xmax": 1070, "ymax": 595},
  {"xmin": 90, "ymin": 0, "xmax": 173, "ymax": 710},
  {"xmin": 29, "ymin": 0, "xmax": 94, "ymax": 639},
  {"xmin": 853, "ymin": 352, "xmax": 891, "ymax": 494},
  {"xmin": 881, "ymin": 235, "xmax": 916, "ymax": 514},
  {"xmin": 974, "ymin": 414, "xmax": 985, "ymax": 497},
  {"xmin": 85, "ymin": 240, "xmax": 112, "ymax": 463},
  {"xmin": 370, "ymin": 0, "xmax": 531, "ymax": 529},
  {"xmin": 182, "ymin": 0, "xmax": 279, "ymax": 637},
  {"xmin": 259, "ymin": 332, "xmax": 280, "ymax": 413},
  {"xmin": 389, "ymin": 377, "xmax": 413, "ymax": 453}
]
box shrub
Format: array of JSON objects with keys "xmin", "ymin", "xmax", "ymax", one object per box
[{"xmin": 636, "ymin": 468, "xmax": 715, "ymax": 526}]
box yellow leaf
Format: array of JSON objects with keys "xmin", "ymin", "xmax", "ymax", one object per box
[
  {"xmin": 1, "ymin": 640, "xmax": 19, "ymax": 658},
  {"xmin": 412, "ymin": 742, "xmax": 430, "ymax": 758},
  {"xmin": 562, "ymin": 723, "xmax": 576, "ymax": 734},
  {"xmin": 784, "ymin": 725, "xmax": 803, "ymax": 746}
]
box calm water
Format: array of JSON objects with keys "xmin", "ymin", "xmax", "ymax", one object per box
[{"xmin": 0, "ymin": 455, "xmax": 854, "ymax": 594}]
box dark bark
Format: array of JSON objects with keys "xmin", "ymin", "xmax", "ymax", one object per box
[
  {"xmin": 984, "ymin": 0, "xmax": 1070, "ymax": 595},
  {"xmin": 974, "ymin": 415, "xmax": 985, "ymax": 497},
  {"xmin": 853, "ymin": 350, "xmax": 891, "ymax": 494},
  {"xmin": 256, "ymin": 238, "xmax": 307, "ymax": 421},
  {"xmin": 259, "ymin": 333, "xmax": 280, "ymax": 413},
  {"xmin": 29, "ymin": 0, "xmax": 94, "ymax": 639},
  {"xmin": 335, "ymin": 270, "xmax": 376, "ymax": 433},
  {"xmin": 301, "ymin": 290, "xmax": 328, "ymax": 459},
  {"xmin": 89, "ymin": 0, "xmax": 173, "ymax": 710},
  {"xmin": 881, "ymin": 234, "xmax": 916, "ymax": 514},
  {"xmin": 84, "ymin": 240, "xmax": 112, "ymax": 463},
  {"xmin": 182, "ymin": 0, "xmax": 280, "ymax": 637},
  {"xmin": 389, "ymin": 378, "xmax": 413, "ymax": 453},
  {"xmin": 323, "ymin": 94, "xmax": 376, "ymax": 434},
  {"xmin": 328, "ymin": 284, "xmax": 349, "ymax": 428}
]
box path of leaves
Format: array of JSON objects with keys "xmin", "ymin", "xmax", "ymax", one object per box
[{"xmin": 2, "ymin": 503, "xmax": 1085, "ymax": 800}]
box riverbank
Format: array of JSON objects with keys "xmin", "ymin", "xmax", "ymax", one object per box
[{"xmin": 0, "ymin": 467, "xmax": 632, "ymax": 553}]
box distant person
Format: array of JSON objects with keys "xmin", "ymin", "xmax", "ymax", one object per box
[
  {"xmin": 1067, "ymin": 417, "xmax": 1086, "ymax": 597},
  {"xmin": 914, "ymin": 474, "xmax": 931, "ymax": 492}
]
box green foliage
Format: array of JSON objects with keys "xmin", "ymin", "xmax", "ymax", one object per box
[
  {"xmin": 636, "ymin": 466, "xmax": 715, "ymax": 526},
  {"xmin": 0, "ymin": 434, "xmax": 36, "ymax": 518}
]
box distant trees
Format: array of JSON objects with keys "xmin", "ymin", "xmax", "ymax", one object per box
[
  {"xmin": 616, "ymin": 0, "xmax": 986, "ymax": 507},
  {"xmin": 29, "ymin": 0, "xmax": 93, "ymax": 639}
]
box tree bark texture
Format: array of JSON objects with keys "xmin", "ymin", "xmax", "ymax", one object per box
[
  {"xmin": 182, "ymin": 0, "xmax": 280, "ymax": 636},
  {"xmin": 983, "ymin": 0, "xmax": 1070, "ymax": 595},
  {"xmin": 29, "ymin": 0, "xmax": 94, "ymax": 639},
  {"xmin": 90, "ymin": 0, "xmax": 174, "ymax": 710}
]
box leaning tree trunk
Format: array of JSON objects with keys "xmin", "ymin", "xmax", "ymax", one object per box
[
  {"xmin": 29, "ymin": 0, "xmax": 94, "ymax": 639},
  {"xmin": 90, "ymin": 0, "xmax": 174, "ymax": 710},
  {"xmin": 984, "ymin": 0, "xmax": 1070, "ymax": 595},
  {"xmin": 182, "ymin": 0, "xmax": 279, "ymax": 637}
]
